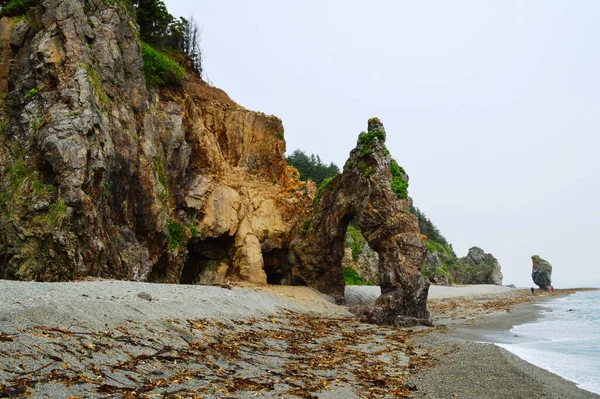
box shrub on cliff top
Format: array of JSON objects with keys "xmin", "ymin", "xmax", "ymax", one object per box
[
  {"xmin": 0, "ymin": 0, "xmax": 39, "ymax": 17},
  {"xmin": 141, "ymin": 42, "xmax": 185, "ymax": 87},
  {"xmin": 313, "ymin": 176, "xmax": 336, "ymax": 205},
  {"xmin": 358, "ymin": 129, "xmax": 386, "ymax": 157},
  {"xmin": 130, "ymin": 0, "xmax": 204, "ymax": 76}
]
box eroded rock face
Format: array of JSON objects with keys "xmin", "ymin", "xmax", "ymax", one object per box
[
  {"xmin": 0, "ymin": 0, "xmax": 310, "ymax": 283},
  {"xmin": 531, "ymin": 255, "xmax": 552, "ymax": 289},
  {"xmin": 341, "ymin": 228, "xmax": 380, "ymax": 285},
  {"xmin": 288, "ymin": 119, "xmax": 431, "ymax": 326},
  {"xmin": 422, "ymin": 251, "xmax": 450, "ymax": 286},
  {"xmin": 451, "ymin": 247, "xmax": 503, "ymax": 285}
]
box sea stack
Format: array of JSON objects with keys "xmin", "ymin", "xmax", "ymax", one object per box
[
  {"xmin": 451, "ymin": 247, "xmax": 503, "ymax": 285},
  {"xmin": 531, "ymin": 255, "xmax": 553, "ymax": 289},
  {"xmin": 288, "ymin": 118, "xmax": 431, "ymax": 327}
]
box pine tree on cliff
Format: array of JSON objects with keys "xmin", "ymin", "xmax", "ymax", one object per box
[
  {"xmin": 286, "ymin": 149, "xmax": 340, "ymax": 186},
  {"xmin": 409, "ymin": 206, "xmax": 450, "ymax": 247},
  {"xmin": 181, "ymin": 15, "xmax": 202, "ymax": 75},
  {"xmin": 132, "ymin": 0, "xmax": 174, "ymax": 43},
  {"xmin": 131, "ymin": 0, "xmax": 203, "ymax": 76}
]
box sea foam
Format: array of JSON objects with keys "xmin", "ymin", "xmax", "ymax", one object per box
[{"xmin": 497, "ymin": 290, "xmax": 600, "ymax": 394}]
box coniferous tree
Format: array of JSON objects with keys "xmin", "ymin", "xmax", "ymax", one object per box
[
  {"xmin": 131, "ymin": 0, "xmax": 174, "ymax": 45},
  {"xmin": 129, "ymin": 1, "xmax": 203, "ymax": 77},
  {"xmin": 409, "ymin": 206, "xmax": 451, "ymax": 247},
  {"xmin": 286, "ymin": 149, "xmax": 340, "ymax": 186},
  {"xmin": 180, "ymin": 15, "xmax": 203, "ymax": 76}
]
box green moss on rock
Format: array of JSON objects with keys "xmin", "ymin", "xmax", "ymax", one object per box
[
  {"xmin": 167, "ymin": 219, "xmax": 185, "ymax": 250},
  {"xmin": 313, "ymin": 176, "xmax": 336, "ymax": 205},
  {"xmin": 390, "ymin": 159, "xmax": 408, "ymax": 198},
  {"xmin": 358, "ymin": 129, "xmax": 386, "ymax": 157}
]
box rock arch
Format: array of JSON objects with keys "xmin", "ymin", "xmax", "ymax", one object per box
[{"xmin": 288, "ymin": 118, "xmax": 431, "ymax": 326}]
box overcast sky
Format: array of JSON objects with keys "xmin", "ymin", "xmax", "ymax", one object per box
[{"xmin": 165, "ymin": 0, "xmax": 600, "ymax": 288}]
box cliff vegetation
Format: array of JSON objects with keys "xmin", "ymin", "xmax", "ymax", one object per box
[
  {"xmin": 0, "ymin": 0, "xmax": 465, "ymax": 325},
  {"xmin": 286, "ymin": 149, "xmax": 340, "ymax": 186}
]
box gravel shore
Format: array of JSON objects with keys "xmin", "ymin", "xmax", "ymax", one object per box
[
  {"xmin": 0, "ymin": 280, "xmax": 597, "ymax": 398},
  {"xmin": 407, "ymin": 292, "xmax": 600, "ymax": 399}
]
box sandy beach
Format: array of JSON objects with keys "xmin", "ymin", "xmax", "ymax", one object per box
[{"xmin": 0, "ymin": 280, "xmax": 597, "ymax": 398}]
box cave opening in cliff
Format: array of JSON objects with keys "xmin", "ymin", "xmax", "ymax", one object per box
[
  {"xmin": 180, "ymin": 235, "xmax": 234, "ymax": 284},
  {"xmin": 262, "ymin": 248, "xmax": 291, "ymax": 285}
]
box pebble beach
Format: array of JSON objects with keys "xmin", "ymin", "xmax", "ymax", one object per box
[{"xmin": 0, "ymin": 280, "xmax": 597, "ymax": 398}]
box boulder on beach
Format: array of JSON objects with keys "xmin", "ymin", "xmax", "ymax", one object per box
[{"xmin": 531, "ymin": 255, "xmax": 552, "ymax": 289}]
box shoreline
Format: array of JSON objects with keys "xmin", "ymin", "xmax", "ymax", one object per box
[
  {"xmin": 0, "ymin": 280, "xmax": 598, "ymax": 398},
  {"xmin": 407, "ymin": 289, "xmax": 600, "ymax": 398}
]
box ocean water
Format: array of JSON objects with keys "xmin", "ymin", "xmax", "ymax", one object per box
[{"xmin": 497, "ymin": 290, "xmax": 600, "ymax": 394}]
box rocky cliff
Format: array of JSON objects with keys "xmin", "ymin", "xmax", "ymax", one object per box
[
  {"xmin": 531, "ymin": 255, "xmax": 552, "ymax": 289},
  {"xmin": 421, "ymin": 251, "xmax": 451, "ymax": 286},
  {"xmin": 450, "ymin": 247, "xmax": 503, "ymax": 285},
  {"xmin": 288, "ymin": 119, "xmax": 431, "ymax": 326},
  {"xmin": 0, "ymin": 1, "xmax": 433, "ymax": 326},
  {"xmin": 0, "ymin": 0, "xmax": 311, "ymax": 284}
]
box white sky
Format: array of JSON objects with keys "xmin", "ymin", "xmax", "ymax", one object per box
[{"xmin": 165, "ymin": 0, "xmax": 600, "ymax": 288}]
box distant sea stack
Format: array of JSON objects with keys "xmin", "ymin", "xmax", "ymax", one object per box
[
  {"xmin": 450, "ymin": 247, "xmax": 503, "ymax": 285},
  {"xmin": 531, "ymin": 255, "xmax": 552, "ymax": 289}
]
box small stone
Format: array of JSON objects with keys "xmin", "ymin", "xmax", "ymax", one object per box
[
  {"xmin": 32, "ymin": 200, "xmax": 50, "ymax": 211},
  {"xmin": 137, "ymin": 292, "xmax": 152, "ymax": 301},
  {"xmin": 404, "ymin": 383, "xmax": 418, "ymax": 391}
]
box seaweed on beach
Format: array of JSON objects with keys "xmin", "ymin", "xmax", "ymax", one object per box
[
  {"xmin": 427, "ymin": 288, "xmax": 579, "ymax": 323},
  {"xmin": 0, "ymin": 311, "xmax": 435, "ymax": 398}
]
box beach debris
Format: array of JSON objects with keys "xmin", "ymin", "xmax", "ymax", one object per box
[
  {"xmin": 426, "ymin": 288, "xmax": 577, "ymax": 323},
  {"xmin": 405, "ymin": 383, "xmax": 418, "ymax": 391},
  {"xmin": 0, "ymin": 333, "xmax": 14, "ymax": 343},
  {"xmin": 0, "ymin": 311, "xmax": 434, "ymax": 398},
  {"xmin": 2, "ymin": 287, "xmax": 570, "ymax": 397}
]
